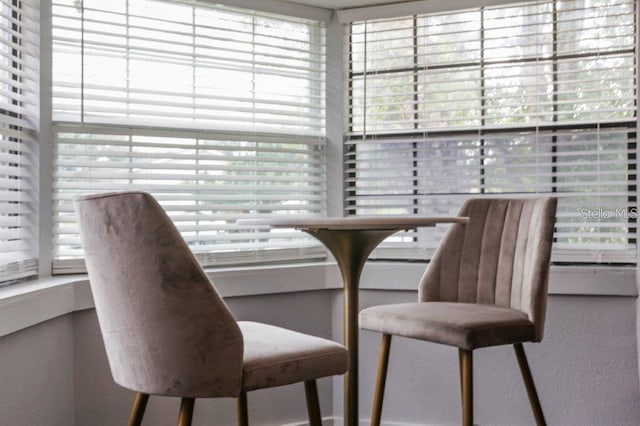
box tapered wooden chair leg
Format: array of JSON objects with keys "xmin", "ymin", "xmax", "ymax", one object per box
[
  {"xmin": 237, "ymin": 391, "xmax": 249, "ymax": 426},
  {"xmin": 459, "ymin": 349, "xmax": 473, "ymax": 426},
  {"xmin": 514, "ymin": 344, "xmax": 546, "ymax": 426},
  {"xmin": 371, "ymin": 334, "xmax": 392, "ymax": 426},
  {"xmin": 128, "ymin": 392, "xmax": 149, "ymax": 426},
  {"xmin": 304, "ymin": 380, "xmax": 322, "ymax": 426},
  {"xmin": 177, "ymin": 397, "xmax": 195, "ymax": 426}
]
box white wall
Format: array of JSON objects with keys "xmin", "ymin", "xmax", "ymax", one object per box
[
  {"xmin": 72, "ymin": 290, "xmax": 337, "ymax": 426},
  {"xmin": 1, "ymin": 277, "xmax": 639, "ymax": 425},
  {"xmin": 346, "ymin": 291, "xmax": 640, "ymax": 426},
  {"xmin": 0, "ymin": 315, "xmax": 75, "ymax": 426}
]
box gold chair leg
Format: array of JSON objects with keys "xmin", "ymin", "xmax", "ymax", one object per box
[
  {"xmin": 177, "ymin": 397, "xmax": 195, "ymax": 426},
  {"xmin": 459, "ymin": 349, "xmax": 473, "ymax": 426},
  {"xmin": 371, "ymin": 334, "xmax": 392, "ymax": 426},
  {"xmin": 128, "ymin": 392, "xmax": 149, "ymax": 426},
  {"xmin": 237, "ymin": 391, "xmax": 249, "ymax": 426},
  {"xmin": 514, "ymin": 343, "xmax": 546, "ymax": 426},
  {"xmin": 304, "ymin": 380, "xmax": 322, "ymax": 426},
  {"xmin": 458, "ymin": 350, "xmax": 464, "ymax": 406}
]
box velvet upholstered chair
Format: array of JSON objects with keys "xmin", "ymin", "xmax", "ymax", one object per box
[
  {"xmin": 360, "ymin": 197, "xmax": 557, "ymax": 426},
  {"xmin": 74, "ymin": 191, "xmax": 348, "ymax": 426}
]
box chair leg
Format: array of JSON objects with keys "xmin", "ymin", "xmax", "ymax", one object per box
[
  {"xmin": 458, "ymin": 350, "xmax": 464, "ymax": 406},
  {"xmin": 371, "ymin": 333, "xmax": 392, "ymax": 426},
  {"xmin": 177, "ymin": 398, "xmax": 195, "ymax": 426},
  {"xmin": 514, "ymin": 343, "xmax": 546, "ymax": 426},
  {"xmin": 304, "ymin": 380, "xmax": 322, "ymax": 426},
  {"xmin": 459, "ymin": 349, "xmax": 473, "ymax": 426},
  {"xmin": 128, "ymin": 392, "xmax": 149, "ymax": 426},
  {"xmin": 237, "ymin": 391, "xmax": 249, "ymax": 426}
]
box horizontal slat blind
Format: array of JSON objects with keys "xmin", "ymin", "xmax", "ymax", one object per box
[
  {"xmin": 52, "ymin": 0, "xmax": 326, "ymax": 135},
  {"xmin": 346, "ymin": 0, "xmax": 637, "ymax": 263},
  {"xmin": 51, "ymin": 0, "xmax": 327, "ymax": 272},
  {"xmin": 0, "ymin": 0, "xmax": 39, "ymax": 283},
  {"xmin": 52, "ymin": 125, "xmax": 326, "ymax": 272}
]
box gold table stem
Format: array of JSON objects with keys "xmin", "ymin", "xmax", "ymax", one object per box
[{"xmin": 303, "ymin": 228, "xmax": 401, "ymax": 426}]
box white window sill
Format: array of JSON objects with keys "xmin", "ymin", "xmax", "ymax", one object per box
[
  {"xmin": 0, "ymin": 262, "xmax": 636, "ymax": 338},
  {"xmin": 357, "ymin": 263, "xmax": 638, "ymax": 296},
  {"xmin": 0, "ymin": 262, "xmax": 337, "ymax": 338}
]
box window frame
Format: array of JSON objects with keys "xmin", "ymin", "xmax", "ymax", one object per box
[{"xmin": 48, "ymin": 0, "xmax": 330, "ymax": 274}]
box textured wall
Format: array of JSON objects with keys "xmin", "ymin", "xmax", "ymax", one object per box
[
  {"xmin": 72, "ymin": 290, "xmax": 336, "ymax": 426},
  {"xmin": 0, "ymin": 316, "xmax": 75, "ymax": 426},
  {"xmin": 348, "ymin": 291, "xmax": 640, "ymax": 426},
  {"xmin": 1, "ymin": 288, "xmax": 638, "ymax": 425}
]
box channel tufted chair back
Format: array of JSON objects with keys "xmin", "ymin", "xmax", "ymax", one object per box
[
  {"xmin": 419, "ymin": 198, "xmax": 557, "ymax": 341},
  {"xmin": 74, "ymin": 191, "xmax": 348, "ymax": 426}
]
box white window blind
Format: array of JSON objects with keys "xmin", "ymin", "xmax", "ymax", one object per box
[
  {"xmin": 51, "ymin": 0, "xmax": 326, "ymax": 273},
  {"xmin": 346, "ymin": 0, "xmax": 637, "ymax": 263},
  {"xmin": 0, "ymin": 0, "xmax": 38, "ymax": 283}
]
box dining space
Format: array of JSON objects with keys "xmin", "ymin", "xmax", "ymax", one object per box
[
  {"xmin": 70, "ymin": 192, "xmax": 556, "ymax": 426},
  {"xmin": 282, "ymin": 206, "xmax": 551, "ymax": 426},
  {"xmin": 1, "ymin": 0, "xmax": 640, "ymax": 425},
  {"xmin": 232, "ymin": 215, "xmax": 471, "ymax": 425},
  {"xmin": 2, "ymin": 193, "xmax": 639, "ymax": 425}
]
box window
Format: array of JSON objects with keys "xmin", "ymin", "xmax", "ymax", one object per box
[
  {"xmin": 0, "ymin": 0, "xmax": 38, "ymax": 283},
  {"xmin": 51, "ymin": 0, "xmax": 327, "ymax": 273},
  {"xmin": 345, "ymin": 0, "xmax": 637, "ymax": 263}
]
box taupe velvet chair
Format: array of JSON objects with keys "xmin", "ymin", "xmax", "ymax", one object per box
[
  {"xmin": 360, "ymin": 197, "xmax": 557, "ymax": 426},
  {"xmin": 73, "ymin": 191, "xmax": 348, "ymax": 426}
]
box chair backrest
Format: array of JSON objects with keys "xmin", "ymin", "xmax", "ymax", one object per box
[
  {"xmin": 74, "ymin": 191, "xmax": 244, "ymax": 398},
  {"xmin": 419, "ymin": 197, "xmax": 557, "ymax": 341}
]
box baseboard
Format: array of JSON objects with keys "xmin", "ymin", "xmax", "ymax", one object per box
[
  {"xmin": 282, "ymin": 417, "xmax": 426, "ymax": 426},
  {"xmin": 281, "ymin": 417, "xmax": 335, "ymax": 426}
]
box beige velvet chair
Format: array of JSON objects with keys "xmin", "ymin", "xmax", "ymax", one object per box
[
  {"xmin": 73, "ymin": 191, "xmax": 348, "ymax": 426},
  {"xmin": 360, "ymin": 197, "xmax": 557, "ymax": 426}
]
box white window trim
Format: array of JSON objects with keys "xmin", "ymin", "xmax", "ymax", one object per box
[
  {"xmin": 39, "ymin": 0, "xmax": 54, "ymax": 278},
  {"xmin": 337, "ymin": 0, "xmax": 544, "ymax": 23},
  {"xmin": 0, "ymin": 262, "xmax": 636, "ymax": 338},
  {"xmin": 214, "ymin": 0, "xmax": 332, "ymax": 22}
]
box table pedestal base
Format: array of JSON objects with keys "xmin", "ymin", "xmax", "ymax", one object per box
[{"xmin": 304, "ymin": 228, "xmax": 400, "ymax": 426}]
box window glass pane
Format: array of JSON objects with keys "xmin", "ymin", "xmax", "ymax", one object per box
[
  {"xmin": 484, "ymin": 63, "xmax": 554, "ymax": 125},
  {"xmin": 418, "ymin": 67, "xmax": 481, "ymax": 128},
  {"xmin": 416, "ymin": 137, "xmax": 481, "ymax": 194},
  {"xmin": 417, "ymin": 11, "xmax": 481, "ymax": 66},
  {"xmin": 557, "ymin": 55, "xmax": 635, "ymax": 122},
  {"xmin": 352, "ymin": 72, "xmax": 416, "ymax": 132},
  {"xmin": 484, "ymin": 3, "xmax": 553, "ymax": 60},
  {"xmin": 483, "ymin": 133, "xmax": 553, "ymax": 193}
]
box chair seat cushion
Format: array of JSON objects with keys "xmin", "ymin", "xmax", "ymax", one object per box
[
  {"xmin": 239, "ymin": 321, "xmax": 348, "ymax": 391},
  {"xmin": 359, "ymin": 302, "xmax": 536, "ymax": 350}
]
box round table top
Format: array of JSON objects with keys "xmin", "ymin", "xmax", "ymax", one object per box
[{"xmin": 238, "ymin": 216, "xmax": 468, "ymax": 231}]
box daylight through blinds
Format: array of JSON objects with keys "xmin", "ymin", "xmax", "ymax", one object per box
[
  {"xmin": 346, "ymin": 0, "xmax": 637, "ymax": 263},
  {"xmin": 0, "ymin": 0, "xmax": 39, "ymax": 282},
  {"xmin": 51, "ymin": 0, "xmax": 327, "ymax": 272}
]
